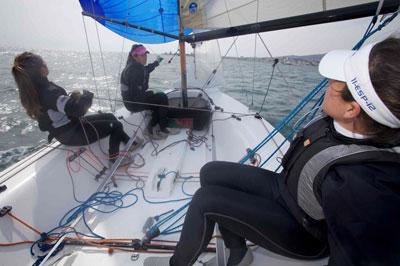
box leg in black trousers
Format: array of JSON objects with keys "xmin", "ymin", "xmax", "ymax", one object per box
[
  {"xmin": 56, "ymin": 113, "xmax": 130, "ymax": 159},
  {"xmin": 170, "ymin": 161, "xmax": 326, "ymax": 266},
  {"xmin": 144, "ymin": 91, "xmax": 169, "ymax": 130}
]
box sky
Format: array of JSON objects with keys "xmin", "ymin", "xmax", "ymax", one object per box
[{"xmin": 1, "ymin": 0, "xmax": 399, "ymax": 57}]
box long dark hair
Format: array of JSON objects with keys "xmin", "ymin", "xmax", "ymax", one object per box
[
  {"xmin": 12, "ymin": 52, "xmax": 49, "ymax": 120},
  {"xmin": 341, "ymin": 37, "xmax": 400, "ymax": 145}
]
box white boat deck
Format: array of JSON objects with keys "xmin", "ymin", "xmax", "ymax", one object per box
[{"xmin": 0, "ymin": 90, "xmax": 327, "ymax": 265}]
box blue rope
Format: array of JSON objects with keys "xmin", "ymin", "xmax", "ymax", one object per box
[
  {"xmin": 154, "ymin": 202, "xmax": 190, "ymax": 228},
  {"xmin": 180, "ymin": 175, "xmax": 197, "ymax": 196},
  {"xmin": 160, "ymin": 229, "xmax": 182, "ymax": 235},
  {"xmin": 240, "ymin": 78, "xmax": 328, "ymax": 164},
  {"xmin": 161, "ymin": 212, "xmax": 186, "ymax": 234}
]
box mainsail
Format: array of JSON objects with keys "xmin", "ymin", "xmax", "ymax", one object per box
[{"xmin": 182, "ymin": 0, "xmax": 378, "ymax": 29}]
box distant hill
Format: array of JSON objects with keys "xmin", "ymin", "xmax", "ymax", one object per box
[
  {"xmin": 222, "ymin": 54, "xmax": 323, "ymax": 66},
  {"xmin": 280, "ymin": 54, "xmax": 323, "ymax": 66}
]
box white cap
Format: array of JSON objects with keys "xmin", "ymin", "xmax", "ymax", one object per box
[{"xmin": 319, "ymin": 43, "xmax": 400, "ymax": 128}]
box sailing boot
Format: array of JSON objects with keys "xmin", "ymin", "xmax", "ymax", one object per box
[
  {"xmin": 227, "ymin": 247, "xmax": 253, "ymax": 266},
  {"xmin": 127, "ymin": 136, "xmax": 144, "ymax": 152},
  {"xmin": 109, "ymin": 154, "xmax": 134, "ymax": 169},
  {"xmin": 144, "ymin": 125, "xmax": 166, "ymax": 140},
  {"xmin": 158, "ymin": 127, "xmax": 181, "ymax": 138}
]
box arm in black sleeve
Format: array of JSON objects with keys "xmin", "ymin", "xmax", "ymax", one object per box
[
  {"xmin": 321, "ymin": 163, "xmax": 400, "ymax": 266},
  {"xmin": 145, "ymin": 61, "xmax": 159, "ymax": 73},
  {"xmin": 63, "ymin": 90, "xmax": 93, "ymax": 117},
  {"xmin": 41, "ymin": 83, "xmax": 93, "ymax": 118}
]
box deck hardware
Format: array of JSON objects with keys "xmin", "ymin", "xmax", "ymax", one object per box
[
  {"xmin": 131, "ymin": 253, "xmax": 139, "ymax": 261},
  {"xmin": 95, "ymin": 167, "xmax": 107, "ymax": 181},
  {"xmin": 254, "ymin": 113, "xmax": 262, "ymax": 119},
  {"xmin": 0, "ymin": 185, "xmax": 7, "ymax": 194},
  {"xmin": 246, "ymin": 148, "xmax": 257, "ymax": 165},
  {"xmin": 143, "ymin": 226, "xmax": 161, "ymax": 243},
  {"xmin": 68, "ymin": 147, "xmax": 86, "ymax": 162},
  {"xmin": 156, "ymin": 172, "xmax": 166, "ymax": 192},
  {"xmin": 0, "ymin": 206, "xmax": 12, "ymax": 217},
  {"xmin": 142, "ymin": 217, "xmax": 155, "ymax": 233}
]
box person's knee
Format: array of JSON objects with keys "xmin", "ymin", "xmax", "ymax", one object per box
[
  {"xmin": 200, "ymin": 161, "xmax": 223, "ymax": 186},
  {"xmin": 110, "ymin": 119, "xmax": 123, "ymax": 130},
  {"xmin": 155, "ymin": 92, "xmax": 168, "ymax": 105},
  {"xmin": 191, "ymin": 186, "xmax": 219, "ymax": 210},
  {"xmin": 103, "ymin": 113, "xmax": 118, "ymax": 122}
]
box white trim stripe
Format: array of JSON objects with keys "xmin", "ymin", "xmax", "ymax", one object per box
[{"xmin": 56, "ymin": 95, "xmax": 70, "ymax": 114}]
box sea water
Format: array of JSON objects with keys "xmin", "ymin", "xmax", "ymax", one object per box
[{"xmin": 0, "ymin": 48, "xmax": 322, "ymax": 171}]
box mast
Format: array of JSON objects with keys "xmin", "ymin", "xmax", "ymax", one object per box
[{"xmin": 178, "ymin": 0, "xmax": 188, "ymax": 107}]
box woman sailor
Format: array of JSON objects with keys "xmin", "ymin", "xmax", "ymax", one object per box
[
  {"xmin": 12, "ymin": 52, "xmax": 143, "ymax": 167},
  {"xmin": 147, "ymin": 37, "xmax": 400, "ymax": 266},
  {"xmin": 120, "ymin": 44, "xmax": 179, "ymax": 139}
]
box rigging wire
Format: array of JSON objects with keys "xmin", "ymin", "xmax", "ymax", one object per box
[
  {"xmin": 92, "ymin": 95, "xmax": 263, "ymax": 118},
  {"xmin": 167, "ymin": 48, "xmax": 180, "ymax": 64},
  {"xmin": 222, "ymin": 0, "xmax": 248, "ymax": 104},
  {"xmin": 251, "ymin": 35, "xmax": 257, "ymax": 106},
  {"xmin": 200, "ymin": 36, "xmax": 239, "ymax": 90},
  {"xmin": 90, "ymin": 0, "xmax": 113, "ymax": 111},
  {"xmin": 112, "ymin": 22, "xmax": 129, "ymax": 113},
  {"xmin": 258, "ymin": 58, "xmax": 278, "ymax": 113},
  {"xmin": 81, "ymin": 15, "xmax": 101, "ymax": 108},
  {"xmin": 257, "ymin": 33, "xmax": 297, "ymax": 92},
  {"xmin": 250, "ymin": 0, "xmax": 260, "ymax": 106}
]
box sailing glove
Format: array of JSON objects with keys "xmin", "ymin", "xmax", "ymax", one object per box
[
  {"xmin": 80, "ymin": 90, "xmax": 94, "ymax": 112},
  {"xmin": 156, "ymin": 56, "xmax": 164, "ymax": 64}
]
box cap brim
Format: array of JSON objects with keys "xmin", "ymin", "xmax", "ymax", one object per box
[{"xmin": 318, "ymin": 50, "xmax": 354, "ymax": 82}]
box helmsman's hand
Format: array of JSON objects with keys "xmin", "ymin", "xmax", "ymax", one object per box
[{"xmin": 156, "ymin": 56, "xmax": 164, "ymax": 64}]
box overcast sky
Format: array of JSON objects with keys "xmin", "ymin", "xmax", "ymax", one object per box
[{"xmin": 1, "ymin": 0, "xmax": 399, "ymax": 57}]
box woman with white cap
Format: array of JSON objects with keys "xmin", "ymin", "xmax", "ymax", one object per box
[
  {"xmin": 121, "ymin": 44, "xmax": 179, "ymax": 139},
  {"xmin": 145, "ymin": 37, "xmax": 400, "ymax": 266}
]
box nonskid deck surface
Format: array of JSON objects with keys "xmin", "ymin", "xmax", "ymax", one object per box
[{"xmin": 0, "ymin": 91, "xmax": 327, "ymax": 265}]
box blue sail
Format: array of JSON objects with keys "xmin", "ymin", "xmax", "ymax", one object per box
[{"xmin": 79, "ymin": 0, "xmax": 192, "ymax": 44}]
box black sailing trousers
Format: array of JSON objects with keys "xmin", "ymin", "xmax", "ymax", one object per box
[
  {"xmin": 144, "ymin": 91, "xmax": 169, "ymax": 130},
  {"xmin": 170, "ymin": 161, "xmax": 326, "ymax": 266},
  {"xmin": 55, "ymin": 113, "xmax": 130, "ymax": 159}
]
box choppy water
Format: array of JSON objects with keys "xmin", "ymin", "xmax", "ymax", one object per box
[{"xmin": 0, "ymin": 48, "xmax": 322, "ymax": 171}]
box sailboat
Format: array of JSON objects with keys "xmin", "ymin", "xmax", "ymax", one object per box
[{"xmin": 0, "ymin": 0, "xmax": 399, "ymax": 265}]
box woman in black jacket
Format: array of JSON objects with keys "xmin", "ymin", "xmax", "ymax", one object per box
[
  {"xmin": 120, "ymin": 44, "xmax": 179, "ymax": 139},
  {"xmin": 12, "ymin": 52, "xmax": 142, "ymax": 166}
]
